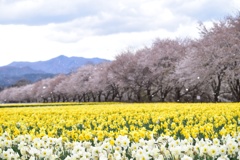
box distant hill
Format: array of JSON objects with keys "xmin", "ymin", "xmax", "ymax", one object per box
[
  {"xmin": 8, "ymin": 55, "xmax": 110, "ymax": 74},
  {"xmin": 0, "ymin": 66, "xmax": 54, "ymax": 87},
  {"xmin": 0, "ymin": 66, "xmax": 44, "ymax": 76},
  {"xmin": 0, "ymin": 55, "xmax": 110, "ymax": 87}
]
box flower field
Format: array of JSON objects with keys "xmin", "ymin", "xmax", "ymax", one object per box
[{"xmin": 0, "ymin": 103, "xmax": 239, "ymax": 159}]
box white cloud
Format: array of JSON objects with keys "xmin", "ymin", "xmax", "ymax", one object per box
[
  {"xmin": 0, "ymin": 0, "xmax": 85, "ymax": 19},
  {"xmin": 0, "ymin": 20, "xmax": 199, "ymax": 66},
  {"xmin": 0, "ymin": 0, "xmax": 239, "ymax": 66}
]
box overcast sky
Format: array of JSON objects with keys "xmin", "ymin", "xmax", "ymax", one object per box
[{"xmin": 0, "ymin": 0, "xmax": 239, "ymax": 66}]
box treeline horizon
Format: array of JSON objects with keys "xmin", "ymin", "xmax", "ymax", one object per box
[{"xmin": 0, "ymin": 13, "xmax": 240, "ymax": 103}]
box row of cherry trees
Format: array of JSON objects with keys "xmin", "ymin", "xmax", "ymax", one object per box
[{"xmin": 0, "ymin": 13, "xmax": 240, "ymax": 103}]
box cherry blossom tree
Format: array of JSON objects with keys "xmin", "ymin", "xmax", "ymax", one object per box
[
  {"xmin": 87, "ymin": 62, "xmax": 120, "ymax": 102},
  {"xmin": 147, "ymin": 38, "xmax": 187, "ymax": 101},
  {"xmin": 54, "ymin": 76, "xmax": 75, "ymax": 102},
  {"xmin": 61, "ymin": 64, "xmax": 95, "ymax": 102},
  {"xmin": 175, "ymin": 13, "xmax": 240, "ymax": 102},
  {"xmin": 223, "ymin": 14, "xmax": 240, "ymax": 101},
  {"xmin": 174, "ymin": 40, "xmax": 210, "ymax": 102},
  {"xmin": 110, "ymin": 49, "xmax": 152, "ymax": 102}
]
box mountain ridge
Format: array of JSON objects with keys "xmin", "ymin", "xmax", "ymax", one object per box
[
  {"xmin": 8, "ymin": 55, "xmax": 110, "ymax": 74},
  {"xmin": 0, "ymin": 55, "xmax": 110, "ymax": 87}
]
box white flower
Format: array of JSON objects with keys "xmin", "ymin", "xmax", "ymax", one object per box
[
  {"xmin": 170, "ymin": 146, "xmax": 182, "ymax": 159},
  {"xmin": 50, "ymin": 154, "xmax": 59, "ymax": 159},
  {"xmin": 2, "ymin": 150, "xmax": 10, "ymax": 159},
  {"xmin": 83, "ymin": 141, "xmax": 91, "ymax": 149},
  {"xmin": 139, "ymin": 138, "xmax": 146, "ymax": 146},
  {"xmin": 213, "ymin": 138, "xmax": 220, "ymax": 146},
  {"xmin": 193, "ymin": 144, "xmax": 200, "ymax": 154},
  {"xmin": 102, "ymin": 142, "xmax": 112, "ymax": 152},
  {"xmin": 142, "ymin": 145, "xmax": 151, "ymax": 155},
  {"xmin": 29, "ymin": 156, "xmax": 36, "ymax": 160},
  {"xmin": 146, "ymin": 139, "xmax": 155, "ymax": 148},
  {"xmin": 113, "ymin": 146, "xmax": 122, "ymax": 153},
  {"xmin": 228, "ymin": 141, "xmax": 238, "ymax": 152},
  {"xmin": 99, "ymin": 152, "xmax": 108, "ymax": 160},
  {"xmin": 11, "ymin": 153, "xmax": 20, "ymax": 160},
  {"xmin": 135, "ymin": 148, "xmax": 149, "ymax": 159},
  {"xmin": 47, "ymin": 137, "xmax": 55, "ymax": 145},
  {"xmin": 72, "ymin": 145, "xmax": 85, "ymax": 155},
  {"xmin": 18, "ymin": 141, "xmax": 27, "ymax": 149},
  {"xmin": 130, "ymin": 142, "xmax": 139, "ymax": 151},
  {"xmin": 115, "ymin": 135, "xmax": 129, "ymax": 145},
  {"xmin": 205, "ymin": 138, "xmax": 213, "ymax": 146},
  {"xmin": 70, "ymin": 154, "xmax": 79, "ymax": 160},
  {"xmin": 28, "ymin": 147, "xmax": 40, "ymax": 156},
  {"xmin": 24, "ymin": 134, "xmax": 32, "ymax": 144},
  {"xmin": 83, "ymin": 152, "xmax": 91, "ymax": 159},
  {"xmin": 2, "ymin": 132, "xmax": 9, "ymax": 139},
  {"xmin": 169, "ymin": 140, "xmax": 177, "ymax": 148},
  {"xmin": 121, "ymin": 137, "xmax": 130, "ymax": 148},
  {"xmin": 181, "ymin": 139, "xmax": 190, "ymax": 146},
  {"xmin": 40, "ymin": 148, "xmax": 52, "ymax": 158},
  {"xmin": 199, "ymin": 145, "xmax": 208, "ymax": 156},
  {"xmin": 3, "ymin": 140, "xmax": 12, "ymax": 148},
  {"xmin": 136, "ymin": 153, "xmax": 150, "ymax": 160},
  {"xmin": 217, "ymin": 155, "xmax": 230, "ymax": 160},
  {"xmin": 33, "ymin": 138, "xmax": 41, "ymax": 149},
  {"xmin": 208, "ymin": 145, "xmax": 219, "ymax": 158},
  {"xmin": 157, "ymin": 154, "xmax": 164, "ymax": 160},
  {"xmin": 1, "ymin": 132, "xmax": 240, "ymax": 159},
  {"xmin": 219, "ymin": 145, "xmax": 227, "ymax": 155},
  {"xmin": 175, "ymin": 139, "xmax": 181, "ymax": 146},
  {"xmin": 115, "ymin": 140, "xmax": 122, "ymax": 147},
  {"xmin": 20, "ymin": 147, "xmax": 28, "ymax": 157},
  {"xmin": 113, "ymin": 151, "xmax": 122, "ymax": 160},
  {"xmin": 19, "ymin": 135, "xmax": 26, "ymax": 142},
  {"xmin": 150, "ymin": 147, "xmax": 160, "ymax": 158},
  {"xmin": 181, "ymin": 155, "xmax": 193, "ymax": 160},
  {"xmin": 187, "ymin": 137, "xmax": 193, "ymax": 145},
  {"xmin": 42, "ymin": 135, "xmax": 48, "ymax": 142},
  {"xmin": 92, "ymin": 146, "xmax": 102, "ymax": 157},
  {"xmin": 64, "ymin": 156, "xmax": 72, "ymax": 160},
  {"xmin": 197, "ymin": 138, "xmax": 206, "ymax": 147}
]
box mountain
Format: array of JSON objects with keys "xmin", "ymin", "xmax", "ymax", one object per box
[
  {"xmin": 0, "ymin": 66, "xmax": 44, "ymax": 77},
  {"xmin": 0, "ymin": 66, "xmax": 54, "ymax": 87},
  {"xmin": 8, "ymin": 55, "xmax": 110, "ymax": 74},
  {"xmin": 0, "ymin": 55, "xmax": 110, "ymax": 87}
]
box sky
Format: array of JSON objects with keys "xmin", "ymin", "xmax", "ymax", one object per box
[{"xmin": 0, "ymin": 0, "xmax": 240, "ymax": 66}]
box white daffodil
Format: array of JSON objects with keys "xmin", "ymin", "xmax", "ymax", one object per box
[{"xmin": 181, "ymin": 155, "xmax": 193, "ymax": 160}]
